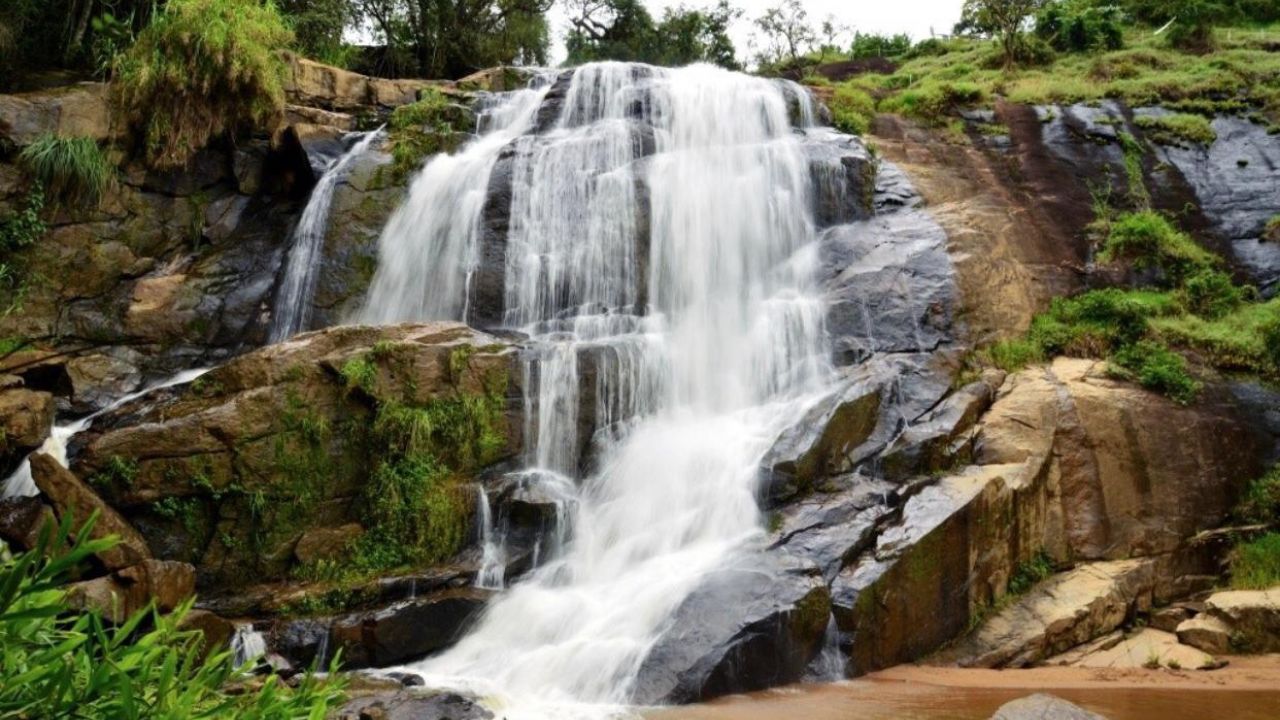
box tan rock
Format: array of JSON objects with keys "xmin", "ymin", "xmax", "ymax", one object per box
[
  {"xmin": 284, "ymin": 54, "xmax": 372, "ymax": 111},
  {"xmin": 1149, "ymin": 605, "xmax": 1196, "ymax": 633},
  {"xmin": 0, "ymin": 387, "xmax": 54, "ymax": 454},
  {"xmin": 284, "ymin": 104, "xmax": 357, "ymax": 131},
  {"xmin": 0, "ymin": 83, "xmax": 115, "ymax": 147},
  {"xmin": 989, "ymin": 694, "xmax": 1107, "ymax": 720},
  {"xmin": 178, "ymin": 609, "xmax": 235, "ymax": 661},
  {"xmin": 1064, "ymin": 628, "xmax": 1216, "ymax": 670},
  {"xmin": 124, "ymin": 274, "xmax": 195, "ymax": 341},
  {"xmin": 1205, "ymin": 588, "xmax": 1280, "ymax": 652},
  {"xmin": 294, "ymin": 523, "xmax": 364, "ymax": 565},
  {"xmin": 0, "ymin": 496, "xmax": 54, "ymax": 551},
  {"xmin": 29, "ymin": 452, "xmax": 151, "ymax": 570},
  {"xmin": 369, "ymin": 78, "xmax": 441, "ymax": 107},
  {"xmin": 65, "ymin": 559, "xmax": 195, "ymax": 623},
  {"xmin": 940, "ymin": 559, "xmax": 1157, "ymax": 668},
  {"xmin": 1175, "ymin": 614, "xmax": 1232, "ymax": 655}
]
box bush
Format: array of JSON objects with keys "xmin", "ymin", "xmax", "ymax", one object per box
[
  {"xmin": 1235, "ymin": 465, "xmax": 1280, "ymax": 526},
  {"xmin": 1155, "ymin": 297, "xmax": 1280, "ymax": 373},
  {"xmin": 1264, "ymin": 214, "xmax": 1280, "ymax": 243},
  {"xmin": 17, "ymin": 134, "xmax": 112, "ymax": 206},
  {"xmin": 1099, "ymin": 210, "xmax": 1219, "ymax": 283},
  {"xmin": 1180, "ymin": 268, "xmax": 1249, "ymax": 318},
  {"xmin": 387, "ymin": 88, "xmax": 468, "ymax": 178},
  {"xmin": 1229, "ymin": 532, "xmax": 1280, "ymax": 589},
  {"xmin": 112, "ymin": 0, "xmax": 293, "ymax": 169},
  {"xmin": 880, "ymin": 80, "xmax": 986, "ymax": 123},
  {"xmin": 1110, "ymin": 339, "xmax": 1201, "ymax": 404},
  {"xmin": 830, "ymin": 84, "xmax": 876, "ymax": 135},
  {"xmin": 1035, "ymin": 2, "xmax": 1125, "ymax": 53},
  {"xmin": 0, "ymin": 514, "xmax": 345, "ymax": 718}
]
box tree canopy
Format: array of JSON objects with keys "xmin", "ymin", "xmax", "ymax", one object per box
[{"xmin": 564, "ymin": 0, "xmax": 741, "ymax": 69}]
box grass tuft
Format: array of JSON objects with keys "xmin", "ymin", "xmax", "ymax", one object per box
[{"xmin": 18, "ymin": 134, "xmax": 112, "ymax": 206}]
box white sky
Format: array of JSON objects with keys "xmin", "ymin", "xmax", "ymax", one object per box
[{"xmin": 545, "ymin": 0, "xmax": 967, "ymax": 65}]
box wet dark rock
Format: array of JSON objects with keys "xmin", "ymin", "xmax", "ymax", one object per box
[
  {"xmin": 800, "ymin": 129, "xmax": 875, "ymax": 228},
  {"xmin": 630, "ymin": 552, "xmax": 830, "ymax": 704},
  {"xmin": 467, "ymin": 141, "xmax": 519, "ymax": 330},
  {"xmin": 330, "ymin": 588, "xmax": 492, "ymax": 669},
  {"xmin": 759, "ymin": 355, "xmax": 952, "ymax": 507},
  {"xmin": 337, "ymin": 690, "xmax": 493, "ymax": 720},
  {"xmin": 0, "ymin": 496, "xmax": 52, "ymax": 551},
  {"xmin": 819, "ymin": 162, "xmax": 955, "ymax": 365},
  {"xmin": 1140, "ymin": 109, "xmax": 1280, "ymax": 295},
  {"xmin": 311, "ymin": 145, "xmax": 404, "ymax": 330},
  {"xmin": 770, "ymin": 479, "xmax": 895, "ymax": 582},
  {"xmin": 532, "ymin": 70, "xmax": 574, "ymax": 134},
  {"xmin": 879, "ymin": 371, "xmax": 1004, "ymax": 480}
]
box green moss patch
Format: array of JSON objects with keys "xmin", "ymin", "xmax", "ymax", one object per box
[{"xmin": 1134, "ymin": 113, "xmax": 1217, "ymax": 146}]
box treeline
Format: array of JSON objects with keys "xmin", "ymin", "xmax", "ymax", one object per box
[{"xmin": 761, "ymin": 0, "xmax": 1280, "ymax": 76}]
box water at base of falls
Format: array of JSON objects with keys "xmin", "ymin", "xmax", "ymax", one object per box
[{"xmin": 358, "ymin": 62, "xmax": 836, "ymax": 718}]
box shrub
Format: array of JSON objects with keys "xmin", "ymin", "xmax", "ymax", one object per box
[
  {"xmin": 112, "ymin": 0, "xmax": 293, "ymax": 169},
  {"xmin": 880, "ymin": 80, "xmax": 986, "ymax": 123},
  {"xmin": 1134, "ymin": 113, "xmax": 1218, "ymax": 146},
  {"xmin": 1155, "ymin": 297, "xmax": 1280, "ymax": 373},
  {"xmin": 830, "ymin": 84, "xmax": 876, "ymax": 135},
  {"xmin": 1235, "ymin": 465, "xmax": 1280, "ymax": 526},
  {"xmin": 1229, "ymin": 532, "xmax": 1280, "ymax": 589},
  {"xmin": 17, "ymin": 134, "xmax": 112, "ymax": 206},
  {"xmin": 1264, "ymin": 214, "xmax": 1280, "ymax": 243},
  {"xmin": 0, "ymin": 514, "xmax": 346, "ymax": 718},
  {"xmin": 1099, "ymin": 210, "xmax": 1219, "ymax": 283},
  {"xmin": 1110, "ymin": 340, "xmax": 1201, "ymax": 404},
  {"xmin": 1029, "ymin": 288, "xmax": 1176, "ymax": 356},
  {"xmin": 1035, "ymin": 1, "xmax": 1124, "ymax": 53},
  {"xmin": 387, "ymin": 88, "xmax": 468, "ymax": 178},
  {"xmin": 1180, "ymin": 268, "xmax": 1248, "ymax": 319}
]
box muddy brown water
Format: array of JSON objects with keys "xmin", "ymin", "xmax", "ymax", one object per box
[{"xmin": 646, "ymin": 662, "xmax": 1280, "ymax": 720}]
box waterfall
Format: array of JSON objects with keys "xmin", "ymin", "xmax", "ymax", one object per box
[
  {"xmin": 269, "ymin": 128, "xmax": 385, "ymax": 342},
  {"xmin": 475, "ymin": 486, "xmax": 506, "ymax": 590},
  {"xmin": 359, "ymin": 63, "xmax": 836, "ymax": 717},
  {"xmin": 231, "ymin": 623, "xmax": 268, "ymax": 667},
  {"xmin": 2, "ymin": 368, "xmax": 210, "ymax": 499}
]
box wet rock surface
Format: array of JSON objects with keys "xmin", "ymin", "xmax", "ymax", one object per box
[
  {"xmin": 337, "ymin": 690, "xmax": 494, "ymax": 720},
  {"xmin": 631, "ymin": 551, "xmax": 831, "ymax": 704}
]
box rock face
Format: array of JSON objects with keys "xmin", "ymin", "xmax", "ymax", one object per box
[
  {"xmin": 769, "ymin": 358, "xmax": 1268, "ymax": 678},
  {"xmin": 329, "ymin": 588, "xmax": 491, "ymax": 669},
  {"xmin": 65, "ymin": 558, "xmax": 196, "ymax": 623},
  {"xmin": 70, "ymin": 322, "xmax": 522, "ymax": 588}
]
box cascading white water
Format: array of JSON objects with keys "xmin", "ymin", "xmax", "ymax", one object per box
[
  {"xmin": 358, "ymin": 80, "xmax": 553, "ymax": 325},
  {"xmin": 269, "ymin": 128, "xmax": 385, "ymax": 342},
  {"xmin": 358, "ymin": 62, "xmax": 835, "ymax": 718},
  {"xmin": 1, "ymin": 368, "xmax": 210, "ymax": 499}
]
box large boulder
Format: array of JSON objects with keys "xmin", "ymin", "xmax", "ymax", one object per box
[
  {"xmin": 0, "ymin": 83, "xmax": 115, "ymax": 147},
  {"xmin": 938, "ymin": 559, "xmax": 1157, "ymax": 668},
  {"xmin": 30, "ymin": 452, "xmax": 151, "ymax": 570},
  {"xmin": 329, "ymin": 588, "xmax": 491, "ymax": 668},
  {"xmin": 70, "ymin": 323, "xmax": 523, "ymax": 588},
  {"xmin": 65, "ymin": 559, "xmax": 195, "ymax": 623},
  {"xmin": 1203, "ymin": 588, "xmax": 1280, "ymax": 653},
  {"xmin": 990, "ymin": 694, "xmax": 1107, "ymax": 720},
  {"xmin": 0, "ymin": 386, "xmax": 54, "ymax": 471},
  {"xmin": 630, "ymin": 552, "xmax": 831, "ymax": 704}
]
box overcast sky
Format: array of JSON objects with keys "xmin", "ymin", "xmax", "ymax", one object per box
[{"xmin": 545, "ymin": 0, "xmax": 967, "ymax": 64}]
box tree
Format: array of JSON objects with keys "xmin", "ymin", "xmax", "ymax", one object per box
[
  {"xmin": 565, "ymin": 0, "xmax": 740, "ymax": 69},
  {"xmin": 956, "ymin": 0, "xmax": 1048, "ymax": 67},
  {"xmin": 754, "ymin": 0, "xmax": 815, "ymax": 68},
  {"xmin": 815, "ymin": 14, "xmax": 850, "ymax": 63}
]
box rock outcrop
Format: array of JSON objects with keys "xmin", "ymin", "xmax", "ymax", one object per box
[{"xmin": 70, "ymin": 322, "xmax": 522, "ymax": 589}]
